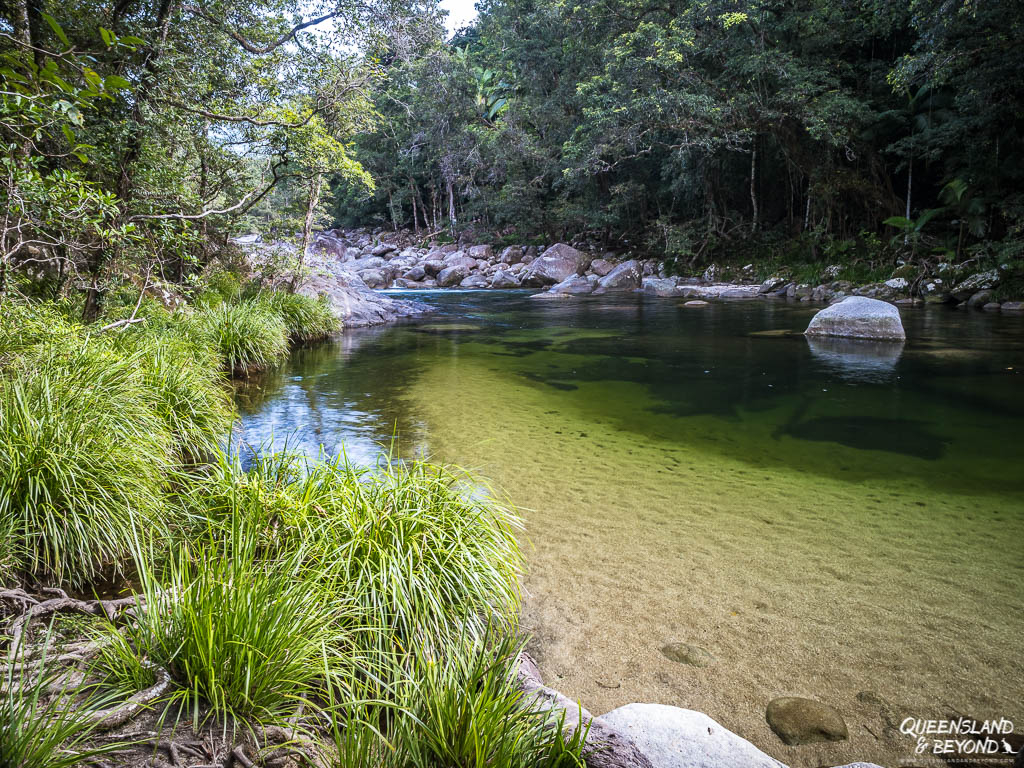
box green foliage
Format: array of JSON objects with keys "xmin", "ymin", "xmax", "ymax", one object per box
[
  {"xmin": 341, "ymin": 0, "xmax": 1024, "ymax": 274},
  {"xmin": 311, "ymin": 456, "xmax": 524, "ymax": 661},
  {"xmin": 189, "ymin": 299, "xmax": 290, "ymax": 376},
  {"xmin": 0, "ymin": 300, "xmax": 78, "ymax": 363},
  {"xmin": 103, "ymin": 506, "xmax": 353, "ymax": 728},
  {"xmin": 184, "ymin": 451, "xmax": 524, "ymax": 672},
  {"xmin": 323, "ymin": 633, "xmax": 587, "ymax": 768},
  {"xmin": 390, "ymin": 633, "xmax": 586, "ymax": 768},
  {"xmin": 118, "ymin": 328, "xmax": 235, "ymax": 459},
  {"xmin": 0, "ymin": 339, "xmax": 173, "ymax": 586},
  {"xmin": 255, "ymin": 291, "xmax": 341, "ymax": 343}
]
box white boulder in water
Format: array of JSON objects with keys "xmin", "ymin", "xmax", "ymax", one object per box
[
  {"xmin": 599, "ymin": 703, "xmax": 786, "ymax": 768},
  {"xmin": 805, "ymin": 296, "xmax": 905, "ymax": 341}
]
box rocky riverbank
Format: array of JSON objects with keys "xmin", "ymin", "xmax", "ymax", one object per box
[{"xmin": 309, "ymin": 228, "xmax": 1024, "ymax": 312}]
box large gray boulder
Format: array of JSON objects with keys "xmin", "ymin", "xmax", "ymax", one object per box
[
  {"xmin": 590, "ymin": 258, "xmax": 615, "ymax": 277},
  {"xmin": 295, "ymin": 270, "xmax": 427, "ymax": 327},
  {"xmin": 460, "ymin": 273, "xmax": 489, "ymax": 289},
  {"xmin": 804, "ymin": 296, "xmax": 906, "ymax": 341},
  {"xmin": 641, "ymin": 277, "xmax": 679, "ymax": 297},
  {"xmin": 719, "ymin": 286, "xmax": 760, "ymax": 298},
  {"xmin": 759, "ymin": 277, "xmax": 788, "ymax": 294},
  {"xmin": 499, "ymin": 245, "xmax": 524, "ymax": 264},
  {"xmin": 522, "ymin": 243, "xmax": 592, "ymax": 286},
  {"xmin": 443, "ymin": 252, "xmax": 477, "ymax": 270},
  {"xmin": 437, "ymin": 264, "xmax": 471, "ymax": 287},
  {"xmin": 358, "ymin": 268, "xmax": 388, "ymax": 289},
  {"xmin": 354, "ymin": 255, "xmax": 386, "ymax": 271},
  {"xmin": 490, "ymin": 269, "xmax": 521, "ymax": 288},
  {"xmin": 952, "ymin": 268, "xmax": 999, "ymax": 301},
  {"xmin": 595, "ymin": 260, "xmax": 642, "ymax": 293},
  {"xmin": 467, "ymin": 244, "xmax": 494, "ymax": 261},
  {"xmin": 422, "ymin": 259, "xmax": 445, "ymax": 277},
  {"xmin": 765, "ymin": 697, "xmax": 848, "ymax": 746},
  {"xmin": 312, "ymin": 232, "xmax": 349, "ymax": 259},
  {"xmin": 550, "ymin": 274, "xmax": 597, "ymax": 295},
  {"xmin": 600, "ymin": 704, "xmax": 785, "ymax": 768}
]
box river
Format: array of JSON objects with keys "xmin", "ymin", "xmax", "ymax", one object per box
[{"xmin": 235, "ymin": 291, "xmax": 1024, "ymax": 767}]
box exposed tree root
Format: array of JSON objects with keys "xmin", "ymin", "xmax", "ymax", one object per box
[
  {"xmin": 87, "ymin": 663, "xmax": 173, "ymax": 731},
  {"xmin": 4, "ymin": 590, "xmax": 143, "ymax": 663}
]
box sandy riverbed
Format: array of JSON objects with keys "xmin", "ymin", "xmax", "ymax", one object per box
[{"xmin": 409, "ymin": 354, "xmax": 1024, "ymax": 768}]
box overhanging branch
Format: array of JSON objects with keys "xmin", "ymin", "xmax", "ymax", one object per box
[{"xmin": 181, "ymin": 5, "xmax": 341, "ymax": 54}]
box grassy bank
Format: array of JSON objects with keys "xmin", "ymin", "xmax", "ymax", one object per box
[{"xmin": 0, "ymin": 285, "xmax": 577, "ymax": 766}]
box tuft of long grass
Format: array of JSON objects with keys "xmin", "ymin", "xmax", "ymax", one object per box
[
  {"xmin": 316, "ymin": 456, "xmax": 524, "ymax": 658},
  {"xmin": 0, "ymin": 341, "xmax": 174, "ymax": 586},
  {"xmin": 189, "ymin": 300, "xmax": 290, "ymax": 376},
  {"xmin": 0, "ymin": 300, "xmax": 79, "ymax": 366},
  {"xmin": 255, "ymin": 290, "xmax": 341, "ymax": 343},
  {"xmin": 1, "ymin": 631, "xmax": 129, "ymax": 768},
  {"xmin": 325, "ymin": 632, "xmax": 586, "ymax": 768},
  {"xmin": 184, "ymin": 451, "xmax": 524, "ymax": 668},
  {"xmin": 102, "ymin": 507, "xmax": 355, "ymax": 729},
  {"xmin": 110, "ymin": 324, "xmax": 235, "ymax": 461},
  {"xmin": 0, "ymin": 513, "xmax": 20, "ymax": 585}
]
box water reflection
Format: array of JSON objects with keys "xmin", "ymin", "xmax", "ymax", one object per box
[
  {"xmin": 806, "ymin": 335, "xmax": 905, "ymax": 383},
  {"xmin": 233, "ymin": 326, "xmax": 430, "ymax": 465}
]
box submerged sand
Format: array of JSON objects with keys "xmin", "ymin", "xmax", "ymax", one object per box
[{"xmin": 406, "ymin": 352, "xmax": 1024, "ymax": 768}]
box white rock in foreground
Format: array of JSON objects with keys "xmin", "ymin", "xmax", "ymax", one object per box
[
  {"xmin": 804, "ymin": 296, "xmax": 906, "ymax": 341},
  {"xmin": 599, "ymin": 703, "xmax": 785, "ymax": 768}
]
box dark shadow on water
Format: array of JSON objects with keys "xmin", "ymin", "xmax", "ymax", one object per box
[
  {"xmin": 521, "ymin": 371, "xmax": 579, "ymax": 391},
  {"xmin": 786, "ymin": 416, "xmax": 946, "ymax": 460}
]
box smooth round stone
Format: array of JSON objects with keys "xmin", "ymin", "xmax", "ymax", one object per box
[
  {"xmin": 766, "ymin": 696, "xmax": 848, "ymax": 745},
  {"xmin": 684, "ymin": 300, "xmax": 710, "ymax": 307},
  {"xmin": 660, "ymin": 642, "xmax": 714, "ymax": 667}
]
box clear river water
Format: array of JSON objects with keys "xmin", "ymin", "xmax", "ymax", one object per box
[{"xmin": 235, "ymin": 291, "xmax": 1024, "ymax": 768}]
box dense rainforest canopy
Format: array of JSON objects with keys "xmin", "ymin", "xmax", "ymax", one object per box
[
  {"xmin": 340, "ymin": 0, "xmax": 1024, "ymax": 274},
  {"xmin": 2, "ymin": 0, "xmax": 1023, "ymax": 309}
]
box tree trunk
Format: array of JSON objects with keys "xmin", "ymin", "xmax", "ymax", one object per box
[
  {"xmin": 904, "ymin": 155, "xmax": 913, "ymax": 246},
  {"xmin": 750, "ymin": 141, "xmax": 759, "ymax": 233},
  {"xmin": 290, "ymin": 174, "xmax": 321, "ymax": 293},
  {"xmin": 11, "ymin": 0, "xmax": 31, "ymax": 45},
  {"xmin": 409, "ymin": 178, "xmax": 419, "ymax": 233},
  {"xmin": 447, "ymin": 179, "xmax": 457, "ymax": 237}
]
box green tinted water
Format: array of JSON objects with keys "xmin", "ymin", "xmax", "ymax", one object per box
[{"xmin": 236, "ymin": 293, "xmax": 1024, "ymax": 767}]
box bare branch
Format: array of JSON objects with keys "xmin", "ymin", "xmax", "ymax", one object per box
[
  {"xmin": 128, "ymin": 158, "xmax": 290, "ymax": 222},
  {"xmin": 181, "ymin": 5, "xmax": 341, "ymax": 54}
]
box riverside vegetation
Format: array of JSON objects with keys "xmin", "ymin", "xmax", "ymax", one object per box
[{"xmin": 0, "ymin": 283, "xmax": 585, "ymax": 767}]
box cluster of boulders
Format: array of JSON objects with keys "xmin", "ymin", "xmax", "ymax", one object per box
[
  {"xmin": 315, "ymin": 229, "xmax": 1024, "ymax": 311},
  {"xmin": 313, "ymin": 231, "xmax": 761, "ymax": 299},
  {"xmin": 314, "ymin": 230, "xmax": 620, "ymax": 291}
]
